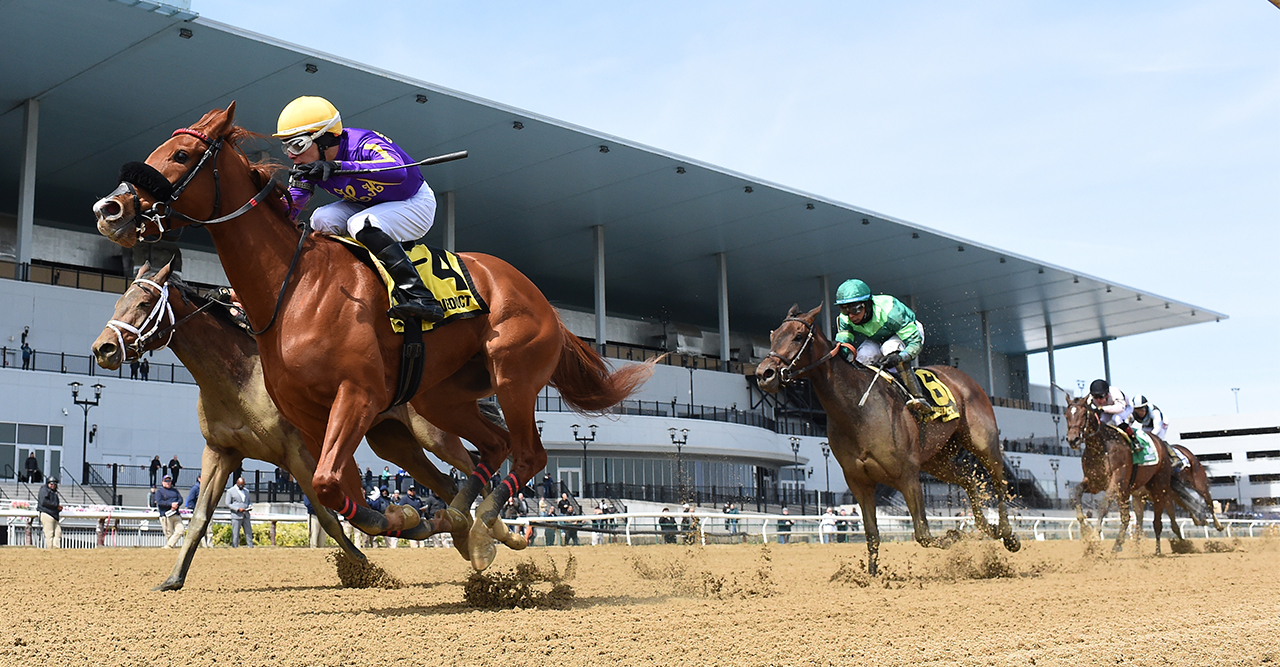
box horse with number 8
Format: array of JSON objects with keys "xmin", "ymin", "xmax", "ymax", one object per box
[
  {"xmin": 92, "ymin": 103, "xmax": 653, "ymax": 571},
  {"xmin": 755, "ymin": 305, "xmax": 1020, "ymax": 576}
]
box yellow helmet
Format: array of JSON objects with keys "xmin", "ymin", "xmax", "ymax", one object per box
[{"xmin": 273, "ymin": 96, "xmax": 343, "ymax": 138}]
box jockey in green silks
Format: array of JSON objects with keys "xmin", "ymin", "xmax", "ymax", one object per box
[{"xmin": 833, "ymin": 279, "xmax": 929, "ymax": 414}]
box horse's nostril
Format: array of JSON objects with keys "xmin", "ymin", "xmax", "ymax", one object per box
[{"xmin": 96, "ymin": 199, "xmax": 122, "ymax": 220}]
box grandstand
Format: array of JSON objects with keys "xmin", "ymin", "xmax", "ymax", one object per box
[{"xmin": 0, "ymin": 0, "xmax": 1226, "ymax": 514}]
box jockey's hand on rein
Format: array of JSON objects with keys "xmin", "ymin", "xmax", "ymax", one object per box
[
  {"xmin": 877, "ymin": 352, "xmax": 902, "ymax": 368},
  {"xmin": 294, "ymin": 160, "xmax": 339, "ymax": 183}
]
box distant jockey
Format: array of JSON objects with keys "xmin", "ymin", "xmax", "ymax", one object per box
[
  {"xmin": 1088, "ymin": 379, "xmax": 1136, "ymax": 439},
  {"xmin": 1131, "ymin": 395, "xmax": 1185, "ymax": 472},
  {"xmin": 833, "ymin": 279, "xmax": 928, "ymax": 414},
  {"xmin": 274, "ymin": 95, "xmax": 445, "ymax": 323}
]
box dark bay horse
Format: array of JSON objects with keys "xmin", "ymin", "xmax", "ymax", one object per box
[
  {"xmin": 92, "ymin": 262, "xmax": 480, "ymax": 589},
  {"xmin": 1130, "ymin": 444, "xmax": 1224, "ymax": 545},
  {"xmin": 1063, "ymin": 396, "xmax": 1177, "ymax": 554},
  {"xmin": 755, "ymin": 305, "xmax": 1019, "ymax": 576},
  {"xmin": 92, "ymin": 103, "xmax": 652, "ymax": 570}
]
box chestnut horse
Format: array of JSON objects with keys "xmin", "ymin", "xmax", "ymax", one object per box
[
  {"xmin": 755, "ymin": 305, "xmax": 1019, "ymax": 576},
  {"xmin": 1128, "ymin": 444, "xmax": 1225, "ymax": 547},
  {"xmin": 1063, "ymin": 396, "xmax": 1177, "ymax": 554},
  {"xmin": 92, "ymin": 104, "xmax": 652, "ymax": 570},
  {"xmin": 92, "ymin": 262, "xmax": 482, "ymax": 589}
]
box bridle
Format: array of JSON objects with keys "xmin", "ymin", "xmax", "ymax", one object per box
[
  {"xmin": 1066, "ymin": 400, "xmax": 1107, "ymax": 450},
  {"xmin": 764, "ymin": 317, "xmax": 854, "ymax": 385},
  {"xmin": 106, "ymin": 278, "xmax": 219, "ymax": 362},
  {"xmin": 117, "ymin": 127, "xmax": 282, "ymax": 243}
]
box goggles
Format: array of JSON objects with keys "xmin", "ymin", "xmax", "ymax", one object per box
[{"xmin": 279, "ymin": 111, "xmax": 342, "ymax": 157}]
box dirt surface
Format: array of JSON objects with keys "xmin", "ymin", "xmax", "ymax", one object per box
[{"xmin": 1, "ymin": 535, "xmax": 1277, "ymax": 666}]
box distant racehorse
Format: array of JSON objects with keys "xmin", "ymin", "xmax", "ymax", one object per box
[
  {"xmin": 1129, "ymin": 443, "xmax": 1225, "ymax": 545},
  {"xmin": 755, "ymin": 305, "xmax": 1019, "ymax": 576},
  {"xmin": 92, "ymin": 262, "xmax": 481, "ymax": 589},
  {"xmin": 1063, "ymin": 396, "xmax": 1177, "ymax": 554},
  {"xmin": 92, "ymin": 103, "xmax": 652, "ymax": 571}
]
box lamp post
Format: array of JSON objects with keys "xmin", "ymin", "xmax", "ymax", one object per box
[
  {"xmin": 536, "ymin": 419, "xmax": 545, "ymax": 437},
  {"xmin": 789, "ymin": 437, "xmax": 801, "ymax": 512},
  {"xmin": 1049, "ymin": 458, "xmax": 1060, "ymax": 504},
  {"xmin": 669, "ymin": 427, "xmax": 688, "ymax": 501},
  {"xmin": 820, "ymin": 441, "xmax": 831, "ymax": 507},
  {"xmin": 70, "ymin": 381, "xmax": 104, "ymax": 484},
  {"xmin": 1051, "ymin": 414, "xmax": 1061, "ymax": 450},
  {"xmin": 1008, "ymin": 455, "xmax": 1021, "ymax": 498},
  {"xmin": 571, "ymin": 423, "xmax": 596, "ymax": 497}
]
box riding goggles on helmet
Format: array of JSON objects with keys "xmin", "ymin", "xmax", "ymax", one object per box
[{"xmin": 280, "ymin": 111, "xmax": 341, "ymax": 157}]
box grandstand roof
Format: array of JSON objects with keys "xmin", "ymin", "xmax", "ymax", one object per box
[{"xmin": 0, "ymin": 0, "xmax": 1226, "ymax": 356}]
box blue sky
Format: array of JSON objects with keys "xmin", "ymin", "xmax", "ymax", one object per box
[{"xmin": 196, "ymin": 1, "xmax": 1279, "ymax": 420}]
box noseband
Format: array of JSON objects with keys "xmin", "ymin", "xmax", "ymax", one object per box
[
  {"xmin": 764, "ymin": 317, "xmax": 850, "ymax": 385},
  {"xmin": 117, "ymin": 127, "xmax": 283, "ymax": 243}
]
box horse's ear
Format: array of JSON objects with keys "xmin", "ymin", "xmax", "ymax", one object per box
[
  {"xmin": 135, "ymin": 261, "xmax": 150, "ymax": 280},
  {"xmin": 154, "ymin": 261, "xmax": 173, "ymax": 284},
  {"xmin": 199, "ymin": 101, "xmax": 237, "ymax": 139},
  {"xmin": 786, "ymin": 303, "xmax": 801, "ymax": 317},
  {"xmin": 806, "ymin": 304, "xmax": 823, "ymax": 321}
]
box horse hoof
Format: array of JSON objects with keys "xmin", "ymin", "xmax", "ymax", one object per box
[
  {"xmin": 1111, "ymin": 543, "xmax": 1124, "ymax": 554},
  {"xmin": 152, "ymin": 579, "xmax": 183, "ymax": 592},
  {"xmin": 442, "ymin": 508, "xmax": 472, "ymax": 561},
  {"xmin": 1002, "ymin": 533, "xmax": 1021, "ymax": 553},
  {"xmin": 469, "ymin": 520, "xmax": 498, "ymax": 572},
  {"xmin": 397, "ymin": 505, "xmax": 421, "ymax": 531},
  {"xmin": 490, "ymin": 517, "xmax": 528, "ymax": 551}
]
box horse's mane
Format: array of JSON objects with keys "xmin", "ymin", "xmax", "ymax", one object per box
[{"xmin": 186, "ymin": 109, "xmax": 291, "ymax": 217}]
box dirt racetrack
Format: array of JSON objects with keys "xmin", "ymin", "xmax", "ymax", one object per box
[{"xmin": 1, "ymin": 534, "xmax": 1277, "ymax": 666}]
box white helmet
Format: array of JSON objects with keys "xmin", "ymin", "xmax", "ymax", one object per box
[{"xmin": 1133, "ymin": 395, "xmax": 1151, "ymax": 409}]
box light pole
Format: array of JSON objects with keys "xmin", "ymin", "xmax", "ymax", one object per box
[
  {"xmin": 820, "ymin": 441, "xmax": 831, "ymax": 507},
  {"xmin": 1232, "ymin": 388, "xmax": 1240, "ymax": 414},
  {"xmin": 1049, "ymin": 458, "xmax": 1060, "ymax": 503},
  {"xmin": 790, "ymin": 437, "xmax": 802, "ymax": 511},
  {"xmin": 669, "ymin": 427, "xmax": 688, "ymax": 501},
  {"xmin": 1051, "ymin": 414, "xmax": 1061, "ymax": 449},
  {"xmin": 70, "ymin": 381, "xmax": 104, "ymax": 484},
  {"xmin": 571, "ymin": 423, "xmax": 596, "ymax": 497},
  {"xmin": 1235, "ymin": 473, "xmax": 1243, "ymax": 510},
  {"xmin": 1008, "ymin": 455, "xmax": 1021, "ymax": 498},
  {"xmin": 536, "ymin": 419, "xmax": 545, "ymax": 436}
]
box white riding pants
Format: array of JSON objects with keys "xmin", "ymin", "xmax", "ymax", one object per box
[
  {"xmin": 310, "ymin": 182, "xmax": 437, "ymax": 242},
  {"xmin": 853, "ymin": 324, "xmax": 923, "ymax": 366}
]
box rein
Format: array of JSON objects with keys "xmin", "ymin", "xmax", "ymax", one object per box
[{"xmin": 765, "ymin": 317, "xmax": 857, "ymax": 385}]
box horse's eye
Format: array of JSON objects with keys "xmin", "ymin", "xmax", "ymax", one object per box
[{"xmin": 174, "ymin": 150, "xmax": 190, "ymax": 164}]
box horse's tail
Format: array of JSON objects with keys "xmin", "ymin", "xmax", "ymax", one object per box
[{"xmin": 550, "ymin": 322, "xmax": 656, "ymax": 415}]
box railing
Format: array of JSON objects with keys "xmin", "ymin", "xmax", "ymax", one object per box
[
  {"xmin": 0, "ymin": 346, "xmax": 198, "ymax": 384},
  {"xmin": 85, "ymin": 463, "xmax": 304, "ymax": 504},
  {"xmin": 598, "ymin": 341, "xmax": 753, "ymax": 376},
  {"xmin": 989, "ymin": 395, "xmax": 1062, "ymax": 415}
]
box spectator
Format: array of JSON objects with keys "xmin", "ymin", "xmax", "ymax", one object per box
[
  {"xmin": 591, "ymin": 506, "xmax": 605, "ymax": 546},
  {"xmin": 130, "ymin": 359, "xmax": 140, "ymax": 380},
  {"xmin": 681, "ymin": 503, "xmax": 699, "ymax": 545},
  {"xmin": 20, "ymin": 342, "xmax": 32, "ymax": 370},
  {"xmin": 515, "ymin": 492, "xmax": 534, "ymax": 544},
  {"xmin": 724, "ymin": 501, "xmax": 740, "ymax": 534},
  {"xmin": 541, "ymin": 474, "xmax": 554, "ymax": 499},
  {"xmin": 37, "ymin": 477, "xmax": 63, "ymax": 549},
  {"xmin": 502, "ymin": 495, "xmax": 521, "ymax": 521},
  {"xmin": 23, "ymin": 452, "xmax": 40, "ymax": 483},
  {"xmin": 302, "ymin": 495, "xmax": 326, "ymax": 548},
  {"xmin": 184, "ymin": 474, "xmax": 201, "ymax": 510},
  {"xmin": 227, "ymin": 477, "xmax": 253, "ymax": 548},
  {"xmin": 21, "ymin": 325, "xmax": 28, "ymax": 345},
  {"xmin": 168, "ymin": 456, "xmax": 182, "ymax": 485},
  {"xmin": 379, "ymin": 466, "xmax": 392, "ymax": 490},
  {"xmin": 777, "ymin": 507, "xmax": 793, "ymax": 545},
  {"xmin": 155, "ymin": 475, "xmax": 184, "ymax": 549},
  {"xmin": 364, "ymin": 467, "xmax": 374, "ymax": 491},
  {"xmin": 139, "ymin": 357, "xmax": 150, "ymax": 381},
  {"xmin": 658, "ymin": 508, "xmax": 677, "ymax": 544},
  {"xmin": 820, "ymin": 507, "xmax": 837, "ymax": 544},
  {"xmin": 557, "ymin": 493, "xmax": 579, "ymax": 546},
  {"xmin": 837, "ymin": 509, "xmax": 851, "ymax": 543},
  {"xmin": 423, "ymin": 489, "xmax": 448, "ymax": 548},
  {"xmin": 147, "ymin": 485, "xmax": 157, "ymax": 509},
  {"xmin": 395, "ymin": 469, "xmax": 406, "ymax": 493},
  {"xmin": 149, "ymin": 456, "xmax": 162, "ymax": 487},
  {"xmin": 403, "ymin": 487, "xmax": 425, "ymax": 548},
  {"xmin": 539, "ymin": 499, "xmax": 557, "ymax": 547}
]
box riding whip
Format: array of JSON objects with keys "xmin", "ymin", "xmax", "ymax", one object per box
[
  {"xmin": 857, "ymin": 365, "xmax": 882, "ymax": 407},
  {"xmin": 329, "ymin": 150, "xmax": 468, "ymax": 176}
]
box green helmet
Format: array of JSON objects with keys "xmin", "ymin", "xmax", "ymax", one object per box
[{"xmin": 834, "ymin": 279, "xmax": 872, "ymax": 305}]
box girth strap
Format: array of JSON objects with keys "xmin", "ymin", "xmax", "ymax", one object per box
[{"xmin": 387, "ymin": 321, "xmax": 425, "ymax": 410}]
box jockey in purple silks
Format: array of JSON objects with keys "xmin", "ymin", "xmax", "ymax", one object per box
[{"xmin": 274, "ymin": 95, "xmax": 444, "ymax": 323}]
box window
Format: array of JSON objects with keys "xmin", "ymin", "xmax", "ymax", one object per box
[
  {"xmin": 1207, "ymin": 476, "xmax": 1237, "ymax": 486},
  {"xmin": 1248, "ymin": 473, "xmax": 1280, "ymax": 484},
  {"xmin": 1246, "ymin": 450, "xmax": 1280, "ymax": 460},
  {"xmin": 1197, "ymin": 453, "xmax": 1232, "ymax": 462}
]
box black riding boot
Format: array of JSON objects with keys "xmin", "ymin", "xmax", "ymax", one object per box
[
  {"xmin": 354, "ymin": 225, "xmax": 445, "ymax": 323},
  {"xmin": 895, "ymin": 362, "xmax": 931, "ymax": 416}
]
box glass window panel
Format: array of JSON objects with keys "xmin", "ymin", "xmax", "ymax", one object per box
[
  {"xmin": 49, "ymin": 426, "xmax": 63, "ymax": 447},
  {"xmin": 0, "ymin": 423, "xmax": 14, "ymax": 442},
  {"xmin": 50, "ymin": 451, "xmax": 60, "ymax": 476},
  {"xmin": 0, "ymin": 444, "xmax": 14, "ymax": 478},
  {"xmin": 17, "ymin": 424, "xmax": 47, "ymax": 445}
]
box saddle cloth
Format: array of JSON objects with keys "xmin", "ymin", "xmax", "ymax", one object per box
[
  {"xmin": 331, "ymin": 236, "xmax": 488, "ymax": 332},
  {"xmin": 913, "ymin": 368, "xmax": 961, "ymax": 423},
  {"xmin": 1129, "ymin": 430, "xmax": 1160, "ymax": 466},
  {"xmin": 876, "ymin": 367, "xmax": 960, "ymax": 423}
]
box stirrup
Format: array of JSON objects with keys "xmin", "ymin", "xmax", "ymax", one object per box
[{"xmin": 389, "ymin": 297, "xmax": 444, "ymax": 323}]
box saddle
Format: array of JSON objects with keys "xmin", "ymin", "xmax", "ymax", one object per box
[{"xmin": 1111, "ymin": 426, "xmax": 1160, "ymax": 466}]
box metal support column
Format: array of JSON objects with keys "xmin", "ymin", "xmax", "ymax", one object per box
[
  {"xmin": 441, "ymin": 190, "xmax": 456, "ymax": 252},
  {"xmin": 16, "ymin": 98, "xmax": 39, "ymax": 268},
  {"xmin": 716, "ymin": 252, "xmax": 730, "ymax": 371},
  {"xmin": 594, "ymin": 225, "xmax": 607, "ymax": 353},
  {"xmin": 1101, "ymin": 339, "xmax": 1112, "ymax": 385},
  {"xmin": 981, "ymin": 310, "xmax": 994, "ymax": 396},
  {"xmin": 819, "ymin": 275, "xmax": 832, "ymax": 338},
  {"xmin": 1045, "ymin": 321, "xmax": 1058, "ymax": 404}
]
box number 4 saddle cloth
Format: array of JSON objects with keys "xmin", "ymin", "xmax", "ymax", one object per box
[
  {"xmin": 331, "ymin": 236, "xmax": 488, "ymax": 333},
  {"xmin": 876, "ymin": 367, "xmax": 961, "ymax": 423}
]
